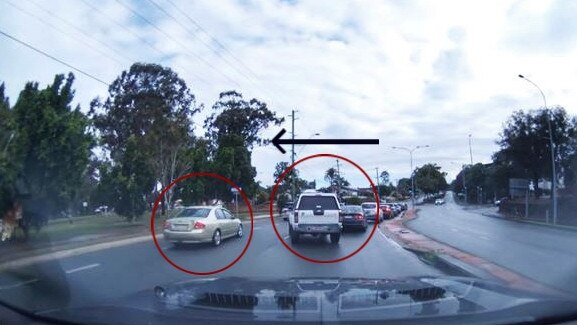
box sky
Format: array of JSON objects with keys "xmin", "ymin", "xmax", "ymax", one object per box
[{"xmin": 1, "ymin": 0, "xmax": 577, "ymax": 188}]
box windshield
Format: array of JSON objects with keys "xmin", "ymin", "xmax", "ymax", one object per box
[
  {"xmin": 297, "ymin": 196, "xmax": 339, "ymax": 210},
  {"xmin": 1, "ymin": 0, "xmax": 577, "ymax": 324},
  {"xmin": 342, "ymin": 206, "xmax": 363, "ymax": 213},
  {"xmin": 361, "ymin": 203, "xmax": 377, "ymax": 209},
  {"xmin": 171, "ymin": 208, "xmax": 211, "ymax": 219}
]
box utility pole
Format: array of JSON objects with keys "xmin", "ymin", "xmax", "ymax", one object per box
[
  {"xmin": 291, "ymin": 109, "xmax": 296, "ymax": 202},
  {"xmin": 468, "ymin": 134, "xmax": 473, "ymax": 165},
  {"xmin": 336, "ymin": 159, "xmax": 341, "ymax": 198},
  {"xmin": 375, "ymin": 167, "xmax": 380, "ymax": 199}
]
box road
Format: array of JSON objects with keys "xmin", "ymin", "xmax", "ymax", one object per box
[
  {"xmin": 408, "ymin": 192, "xmax": 577, "ymax": 295},
  {"xmin": 0, "ymin": 217, "xmax": 443, "ymax": 312}
]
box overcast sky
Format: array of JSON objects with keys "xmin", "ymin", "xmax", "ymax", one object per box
[{"xmin": 2, "ymin": 0, "xmax": 577, "ymax": 188}]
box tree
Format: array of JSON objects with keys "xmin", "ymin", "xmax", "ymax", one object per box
[
  {"xmin": 379, "ymin": 170, "xmax": 390, "ymax": 185},
  {"xmin": 0, "ymin": 82, "xmax": 17, "ymax": 217},
  {"xmin": 396, "ymin": 178, "xmax": 412, "ymax": 197},
  {"xmin": 13, "ymin": 74, "xmax": 94, "ymax": 212},
  {"xmin": 413, "ymin": 163, "xmax": 448, "ymax": 195},
  {"xmin": 204, "ymin": 91, "xmax": 283, "ymax": 201},
  {"xmin": 494, "ymin": 107, "xmax": 575, "ymax": 197},
  {"xmin": 90, "ymin": 63, "xmax": 201, "ymax": 219}
]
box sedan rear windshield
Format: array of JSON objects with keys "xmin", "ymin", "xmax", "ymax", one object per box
[
  {"xmin": 342, "ymin": 206, "xmax": 363, "ymax": 213},
  {"xmin": 297, "ymin": 196, "xmax": 339, "ymax": 210},
  {"xmin": 171, "ymin": 208, "xmax": 211, "ymax": 219},
  {"xmin": 361, "ymin": 203, "xmax": 377, "ymax": 209}
]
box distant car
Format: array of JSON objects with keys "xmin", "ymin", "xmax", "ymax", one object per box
[
  {"xmin": 361, "ymin": 202, "xmax": 379, "ymax": 223},
  {"xmin": 434, "ymin": 199, "xmax": 445, "ymax": 205},
  {"xmin": 163, "ymin": 206, "xmax": 242, "ymax": 247},
  {"xmin": 94, "ymin": 205, "xmax": 108, "ymax": 214},
  {"xmin": 381, "ymin": 204, "xmax": 394, "ymax": 220},
  {"xmin": 494, "ymin": 197, "xmax": 508, "ymax": 206},
  {"xmin": 281, "ymin": 202, "xmax": 294, "ymax": 221},
  {"xmin": 340, "ymin": 205, "xmax": 367, "ymax": 231}
]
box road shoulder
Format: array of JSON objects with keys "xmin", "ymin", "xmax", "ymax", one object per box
[{"xmin": 380, "ymin": 209, "xmax": 564, "ymax": 296}]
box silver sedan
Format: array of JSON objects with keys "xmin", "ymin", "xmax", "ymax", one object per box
[{"xmin": 163, "ymin": 206, "xmax": 243, "ymax": 247}]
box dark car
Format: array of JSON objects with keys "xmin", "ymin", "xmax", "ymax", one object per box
[
  {"xmin": 340, "ymin": 205, "xmax": 368, "ymax": 231},
  {"xmin": 381, "ymin": 204, "xmax": 394, "ymax": 220}
]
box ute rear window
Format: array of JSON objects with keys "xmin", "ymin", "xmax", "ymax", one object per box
[{"xmin": 297, "ymin": 196, "xmax": 339, "ymax": 210}]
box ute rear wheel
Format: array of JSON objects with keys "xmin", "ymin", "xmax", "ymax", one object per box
[
  {"xmin": 330, "ymin": 233, "xmax": 341, "ymax": 244},
  {"xmin": 289, "ymin": 226, "xmax": 300, "ymax": 244}
]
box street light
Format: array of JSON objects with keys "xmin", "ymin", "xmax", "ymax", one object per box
[
  {"xmin": 518, "ymin": 74, "xmax": 557, "ymax": 224},
  {"xmin": 391, "ymin": 145, "xmax": 430, "ymax": 208},
  {"xmin": 296, "ymin": 133, "xmax": 320, "ymax": 157}
]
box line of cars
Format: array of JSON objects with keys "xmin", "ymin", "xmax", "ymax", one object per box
[{"xmin": 283, "ymin": 191, "xmax": 408, "ymax": 245}]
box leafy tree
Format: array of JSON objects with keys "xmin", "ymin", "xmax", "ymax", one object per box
[
  {"xmin": 204, "ymin": 91, "xmax": 283, "ymax": 201},
  {"xmin": 90, "ymin": 63, "xmax": 201, "ymax": 219},
  {"xmin": 413, "ymin": 163, "xmax": 448, "ymax": 195},
  {"xmin": 324, "ymin": 167, "xmax": 350, "ymax": 191},
  {"xmin": 11, "ymin": 74, "xmax": 94, "ymax": 231},
  {"xmin": 494, "ymin": 107, "xmax": 575, "ymax": 197},
  {"xmin": 396, "ymin": 178, "xmax": 412, "ymax": 197},
  {"xmin": 379, "ymin": 170, "xmax": 390, "ymax": 185},
  {"xmin": 0, "ymin": 82, "xmax": 18, "ymax": 217}
]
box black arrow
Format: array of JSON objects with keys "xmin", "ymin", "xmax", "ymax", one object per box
[{"xmin": 271, "ymin": 128, "xmax": 379, "ymax": 154}]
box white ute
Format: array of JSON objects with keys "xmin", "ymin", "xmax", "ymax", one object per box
[{"xmin": 288, "ymin": 190, "xmax": 342, "ymax": 244}]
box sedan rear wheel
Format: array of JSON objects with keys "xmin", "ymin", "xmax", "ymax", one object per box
[{"xmin": 212, "ymin": 230, "xmax": 221, "ymax": 246}]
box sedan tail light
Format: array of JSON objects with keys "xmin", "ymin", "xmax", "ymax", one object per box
[
  {"xmin": 354, "ymin": 214, "xmax": 364, "ymax": 221},
  {"xmin": 163, "ymin": 221, "xmax": 170, "ymax": 229},
  {"xmin": 194, "ymin": 221, "xmax": 205, "ymax": 229}
]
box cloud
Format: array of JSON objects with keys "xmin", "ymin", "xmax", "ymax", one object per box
[{"xmin": 1, "ymin": 0, "xmax": 577, "ymax": 189}]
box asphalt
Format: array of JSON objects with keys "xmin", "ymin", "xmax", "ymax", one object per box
[
  {"xmin": 0, "ymin": 216, "xmax": 443, "ymax": 312},
  {"xmin": 408, "ymin": 192, "xmax": 577, "ymax": 296}
]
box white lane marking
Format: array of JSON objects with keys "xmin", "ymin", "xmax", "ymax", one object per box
[
  {"xmin": 450, "ymin": 228, "xmax": 458, "ymax": 232},
  {"xmin": 253, "ymin": 226, "xmax": 263, "ymax": 230},
  {"xmin": 0, "ymin": 279, "xmax": 39, "ymax": 290},
  {"xmin": 161, "ymin": 245, "xmax": 170, "ymax": 250},
  {"xmin": 377, "ymin": 226, "xmax": 404, "ymax": 250},
  {"xmin": 283, "ymin": 235, "xmax": 290, "ymax": 240},
  {"xmin": 65, "ymin": 263, "xmax": 100, "ymax": 274},
  {"xmin": 479, "ymin": 235, "xmax": 489, "ymax": 241}
]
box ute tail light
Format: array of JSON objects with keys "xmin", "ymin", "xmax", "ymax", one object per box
[
  {"xmin": 294, "ymin": 212, "xmax": 298, "ymax": 223},
  {"xmin": 355, "ymin": 214, "xmax": 364, "ymax": 221},
  {"xmin": 194, "ymin": 221, "xmax": 205, "ymax": 229}
]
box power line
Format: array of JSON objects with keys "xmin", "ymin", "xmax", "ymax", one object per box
[
  {"xmin": 79, "ymin": 0, "xmax": 210, "ymax": 86},
  {"xmin": 4, "ymin": 1, "xmax": 125, "ymax": 66},
  {"xmin": 165, "ymin": 0, "xmax": 262, "ymax": 81},
  {"xmin": 0, "ymin": 29, "xmax": 108, "ymax": 86},
  {"xmin": 146, "ymin": 0, "xmax": 254, "ymax": 85},
  {"xmin": 162, "ymin": 0, "xmax": 302, "ymax": 119},
  {"xmin": 116, "ymin": 0, "xmax": 240, "ymax": 87},
  {"xmin": 27, "ymin": 0, "xmax": 134, "ymax": 64}
]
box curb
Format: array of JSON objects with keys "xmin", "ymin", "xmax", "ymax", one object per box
[{"xmin": 0, "ymin": 234, "xmax": 159, "ymax": 270}]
